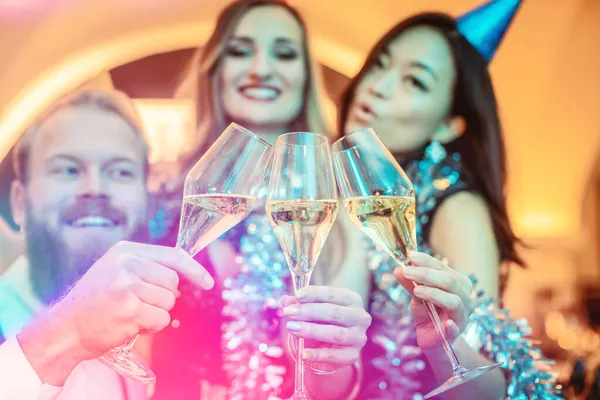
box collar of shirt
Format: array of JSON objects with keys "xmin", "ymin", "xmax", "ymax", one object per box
[{"xmin": 0, "ymin": 256, "xmax": 45, "ymax": 337}]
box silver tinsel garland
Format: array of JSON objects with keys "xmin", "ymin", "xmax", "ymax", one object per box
[
  {"xmin": 217, "ymin": 216, "xmax": 562, "ymax": 399},
  {"xmin": 220, "ymin": 209, "xmax": 291, "ymax": 399},
  {"xmin": 181, "ymin": 142, "xmax": 561, "ymax": 399},
  {"xmin": 464, "ymin": 279, "xmax": 562, "ymax": 399}
]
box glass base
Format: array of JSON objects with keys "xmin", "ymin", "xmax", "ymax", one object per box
[
  {"xmin": 423, "ymin": 362, "xmax": 503, "ymax": 399},
  {"xmin": 98, "ymin": 347, "xmax": 156, "ymax": 383}
]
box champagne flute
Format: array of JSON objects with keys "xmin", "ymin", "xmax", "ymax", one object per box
[
  {"xmin": 265, "ymin": 132, "xmax": 339, "ymax": 400},
  {"xmin": 331, "ymin": 128, "xmax": 502, "ymax": 399},
  {"xmin": 98, "ymin": 122, "xmax": 274, "ymax": 383}
]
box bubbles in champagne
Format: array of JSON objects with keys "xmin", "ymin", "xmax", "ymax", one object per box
[
  {"xmin": 344, "ymin": 195, "xmax": 416, "ymax": 264},
  {"xmin": 177, "ymin": 194, "xmax": 255, "ymax": 256},
  {"xmin": 266, "ymin": 199, "xmax": 338, "ymax": 280}
]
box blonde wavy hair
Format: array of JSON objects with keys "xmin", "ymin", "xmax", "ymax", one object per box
[{"xmin": 175, "ymin": 0, "xmax": 332, "ymax": 170}]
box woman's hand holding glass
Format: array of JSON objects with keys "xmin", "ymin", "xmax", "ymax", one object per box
[
  {"xmin": 393, "ymin": 252, "xmax": 475, "ymax": 349},
  {"xmin": 332, "ymin": 128, "xmax": 501, "ymax": 399},
  {"xmin": 282, "ymin": 286, "xmax": 370, "ymax": 369}
]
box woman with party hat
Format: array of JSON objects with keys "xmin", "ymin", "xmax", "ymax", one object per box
[{"xmin": 336, "ymin": 0, "xmax": 560, "ymax": 398}]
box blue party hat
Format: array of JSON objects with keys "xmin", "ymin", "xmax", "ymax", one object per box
[{"xmin": 457, "ymin": 0, "xmax": 522, "ymax": 62}]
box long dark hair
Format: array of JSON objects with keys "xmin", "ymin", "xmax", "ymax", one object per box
[{"xmin": 339, "ymin": 12, "xmax": 524, "ymax": 267}]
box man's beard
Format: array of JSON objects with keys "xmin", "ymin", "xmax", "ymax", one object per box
[{"xmin": 25, "ymin": 201, "xmax": 149, "ymax": 306}]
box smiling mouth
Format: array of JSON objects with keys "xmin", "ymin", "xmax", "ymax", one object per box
[
  {"xmin": 67, "ymin": 215, "xmax": 119, "ymax": 228},
  {"xmin": 238, "ymin": 85, "xmax": 281, "ymax": 101}
]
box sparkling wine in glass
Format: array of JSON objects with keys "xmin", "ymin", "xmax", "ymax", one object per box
[
  {"xmin": 177, "ymin": 193, "xmax": 255, "ymax": 256},
  {"xmin": 98, "ymin": 122, "xmax": 273, "ymax": 383},
  {"xmin": 331, "ymin": 128, "xmax": 502, "ymax": 399},
  {"xmin": 266, "ymin": 132, "xmax": 338, "ymax": 400}
]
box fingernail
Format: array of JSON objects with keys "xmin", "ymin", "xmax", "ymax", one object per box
[
  {"xmin": 296, "ymin": 290, "xmax": 308, "ymax": 300},
  {"xmin": 414, "ymin": 286, "xmax": 426, "ymax": 295},
  {"xmin": 409, "ymin": 251, "xmax": 426, "ymax": 264},
  {"xmin": 302, "ymin": 351, "xmax": 311, "ymax": 360},
  {"xmin": 280, "ymin": 296, "xmax": 291, "ymax": 307},
  {"xmin": 446, "ymin": 320, "xmax": 459, "ymax": 337},
  {"xmin": 402, "ymin": 266, "xmax": 416, "ymax": 277},
  {"xmin": 287, "ymin": 321, "xmax": 301, "ymax": 331},
  {"xmin": 204, "ymin": 274, "xmax": 214, "ymax": 289},
  {"xmin": 283, "ymin": 306, "xmax": 300, "ymax": 316}
]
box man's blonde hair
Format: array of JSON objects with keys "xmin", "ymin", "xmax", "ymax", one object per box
[{"xmin": 13, "ymin": 88, "xmax": 150, "ymax": 182}]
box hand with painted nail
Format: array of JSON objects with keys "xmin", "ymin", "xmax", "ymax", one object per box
[
  {"xmin": 393, "ymin": 251, "xmax": 474, "ymax": 350},
  {"xmin": 281, "ymin": 286, "xmax": 371, "ymax": 369}
]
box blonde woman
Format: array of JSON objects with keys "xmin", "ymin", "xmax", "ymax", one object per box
[{"xmin": 150, "ymin": 2, "xmax": 368, "ymax": 399}]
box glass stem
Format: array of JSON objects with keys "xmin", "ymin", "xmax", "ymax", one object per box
[
  {"xmin": 292, "ymin": 272, "xmax": 310, "ymax": 396},
  {"xmin": 121, "ymin": 334, "xmax": 139, "ymax": 354},
  {"xmin": 421, "ymin": 289, "xmax": 465, "ymax": 374},
  {"xmin": 295, "ymin": 337, "xmax": 306, "ymax": 395}
]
